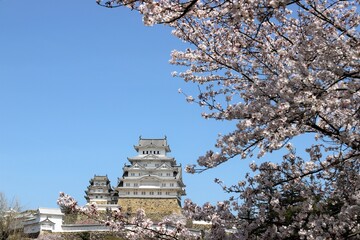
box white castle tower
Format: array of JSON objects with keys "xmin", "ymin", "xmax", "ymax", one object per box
[
  {"xmin": 116, "ymin": 137, "xmax": 186, "ymax": 218},
  {"xmin": 84, "ymin": 175, "xmax": 118, "ymax": 205}
]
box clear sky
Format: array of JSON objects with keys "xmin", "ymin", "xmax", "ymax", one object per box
[{"xmin": 0, "ymin": 0, "xmax": 307, "ymax": 210}]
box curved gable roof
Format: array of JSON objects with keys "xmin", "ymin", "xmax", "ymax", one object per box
[{"xmin": 134, "ymin": 137, "xmax": 171, "ymax": 152}]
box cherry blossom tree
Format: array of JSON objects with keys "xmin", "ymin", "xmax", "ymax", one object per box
[
  {"xmin": 59, "ymin": 0, "xmax": 359, "ymax": 239},
  {"xmin": 57, "ymin": 193, "xmax": 197, "ymax": 240}
]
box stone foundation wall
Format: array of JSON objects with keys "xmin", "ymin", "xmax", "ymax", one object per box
[{"xmin": 118, "ymin": 198, "xmax": 182, "ymax": 220}]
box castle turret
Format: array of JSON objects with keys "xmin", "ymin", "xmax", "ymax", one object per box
[{"xmin": 85, "ymin": 175, "xmax": 118, "ymax": 205}]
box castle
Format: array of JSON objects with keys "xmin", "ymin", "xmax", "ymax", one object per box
[
  {"xmin": 84, "ymin": 137, "xmax": 186, "ymax": 217},
  {"xmin": 20, "ymin": 138, "xmax": 207, "ymax": 238}
]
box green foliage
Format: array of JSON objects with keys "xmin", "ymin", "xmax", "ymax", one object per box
[
  {"xmin": 77, "ymin": 232, "xmax": 90, "ymax": 240},
  {"xmin": 63, "ymin": 213, "xmax": 79, "ymax": 224},
  {"xmin": 103, "ymin": 236, "xmax": 126, "ymax": 240}
]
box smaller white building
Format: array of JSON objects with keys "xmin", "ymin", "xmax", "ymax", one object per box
[
  {"xmin": 84, "ymin": 175, "xmax": 118, "ymax": 205},
  {"xmin": 23, "ymin": 208, "xmax": 64, "ymax": 234}
]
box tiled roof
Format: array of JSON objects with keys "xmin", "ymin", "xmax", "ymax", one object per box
[{"xmin": 134, "ymin": 137, "xmax": 171, "ymax": 152}]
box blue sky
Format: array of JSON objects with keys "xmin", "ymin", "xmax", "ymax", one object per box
[
  {"xmin": 0, "ymin": 0, "xmax": 240, "ymax": 209},
  {"xmin": 0, "ymin": 0, "xmax": 309, "ymax": 210}
]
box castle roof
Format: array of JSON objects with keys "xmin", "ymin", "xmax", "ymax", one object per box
[
  {"xmin": 38, "ymin": 208, "xmax": 64, "ymax": 216},
  {"xmin": 92, "ymin": 175, "xmax": 110, "ymax": 181},
  {"xmin": 134, "ymin": 137, "xmax": 171, "ymax": 152},
  {"xmin": 127, "ymin": 155, "xmax": 175, "ymax": 162}
]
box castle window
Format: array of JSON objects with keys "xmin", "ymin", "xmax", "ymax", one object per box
[
  {"xmin": 134, "ymin": 191, "xmax": 138, "ymax": 195},
  {"xmin": 158, "ymin": 192, "xmax": 162, "ymax": 195},
  {"xmin": 134, "ymin": 183, "xmax": 138, "ymax": 187},
  {"xmin": 166, "ymin": 173, "xmax": 171, "ymax": 176},
  {"xmin": 157, "ymin": 151, "xmax": 160, "ymax": 154},
  {"xmin": 126, "ymin": 183, "xmax": 130, "ymax": 186},
  {"xmin": 170, "ymin": 183, "xmax": 174, "ymax": 187},
  {"xmin": 143, "ymin": 151, "xmax": 145, "ymax": 154},
  {"xmin": 126, "ymin": 192, "xmax": 130, "ymax": 195},
  {"xmin": 149, "ymin": 192, "xmax": 154, "ymax": 195},
  {"xmin": 141, "ymin": 192, "xmax": 146, "ymax": 195},
  {"xmin": 166, "ymin": 192, "xmax": 170, "ymax": 195},
  {"xmin": 146, "ymin": 151, "xmax": 149, "ymax": 154},
  {"xmin": 161, "ymin": 183, "xmax": 166, "ymax": 187},
  {"xmin": 130, "ymin": 173, "xmax": 135, "ymax": 176}
]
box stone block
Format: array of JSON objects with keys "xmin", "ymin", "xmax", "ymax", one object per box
[{"xmin": 118, "ymin": 198, "xmax": 182, "ymax": 220}]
